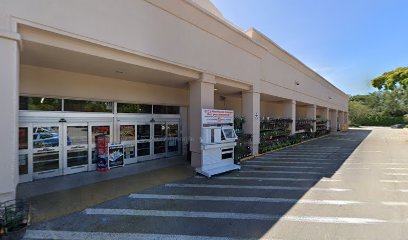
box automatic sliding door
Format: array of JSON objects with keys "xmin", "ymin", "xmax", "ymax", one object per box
[
  {"xmin": 90, "ymin": 123, "xmax": 112, "ymax": 170},
  {"xmin": 32, "ymin": 124, "xmax": 62, "ymax": 179},
  {"xmin": 166, "ymin": 122, "xmax": 180, "ymax": 156},
  {"xmin": 153, "ymin": 122, "xmax": 166, "ymax": 158},
  {"xmin": 19, "ymin": 125, "xmax": 32, "ymax": 183},
  {"xmin": 120, "ymin": 124, "xmax": 136, "ymax": 164},
  {"xmin": 64, "ymin": 123, "xmax": 89, "ymax": 175},
  {"xmin": 136, "ymin": 123, "xmax": 151, "ymax": 161}
]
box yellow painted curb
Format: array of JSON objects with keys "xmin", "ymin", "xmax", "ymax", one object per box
[{"xmin": 239, "ymin": 134, "xmax": 330, "ymax": 163}]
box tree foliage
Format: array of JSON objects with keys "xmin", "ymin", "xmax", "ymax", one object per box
[
  {"xmin": 349, "ymin": 87, "xmax": 408, "ymax": 126},
  {"xmin": 371, "ymin": 67, "xmax": 408, "ymax": 90}
]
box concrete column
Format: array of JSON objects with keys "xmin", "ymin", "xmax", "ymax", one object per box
[
  {"xmin": 330, "ymin": 110, "xmax": 338, "ymax": 132},
  {"xmin": 0, "ymin": 31, "xmax": 20, "ymax": 202},
  {"xmin": 242, "ymin": 90, "xmax": 260, "ymax": 155},
  {"xmin": 325, "ymin": 107, "xmax": 330, "ymax": 130},
  {"xmin": 283, "ymin": 100, "xmax": 296, "ymax": 134},
  {"xmin": 189, "ymin": 73, "xmax": 215, "ymax": 168},
  {"xmin": 306, "ymin": 104, "xmax": 317, "ymax": 132},
  {"xmin": 338, "ymin": 111, "xmax": 345, "ymax": 131}
]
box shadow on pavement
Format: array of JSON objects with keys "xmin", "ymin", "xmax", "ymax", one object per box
[{"xmin": 24, "ymin": 129, "xmax": 372, "ymax": 239}]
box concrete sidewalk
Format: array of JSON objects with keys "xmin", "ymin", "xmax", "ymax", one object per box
[{"xmin": 18, "ymin": 157, "xmax": 194, "ymax": 223}]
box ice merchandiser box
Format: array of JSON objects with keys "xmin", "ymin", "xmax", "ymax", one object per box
[{"xmin": 195, "ymin": 109, "xmax": 240, "ymax": 177}]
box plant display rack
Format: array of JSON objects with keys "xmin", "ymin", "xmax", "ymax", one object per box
[
  {"xmin": 234, "ymin": 117, "xmax": 252, "ymax": 162},
  {"xmin": 315, "ymin": 120, "xmax": 330, "ymax": 137},
  {"xmin": 295, "ymin": 119, "xmax": 315, "ymax": 132},
  {"xmin": 259, "ymin": 118, "xmax": 292, "ymax": 153}
]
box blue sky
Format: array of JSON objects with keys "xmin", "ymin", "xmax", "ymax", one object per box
[{"xmin": 211, "ymin": 0, "xmax": 408, "ymax": 95}]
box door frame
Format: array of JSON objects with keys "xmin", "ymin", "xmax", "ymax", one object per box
[
  {"xmin": 166, "ymin": 121, "xmax": 181, "ymax": 157},
  {"xmin": 151, "ymin": 121, "xmax": 167, "ymax": 159},
  {"xmin": 18, "ymin": 123, "xmax": 33, "ymax": 183},
  {"xmin": 63, "ymin": 122, "xmax": 90, "ymax": 175},
  {"xmin": 32, "ymin": 123, "xmax": 63, "ymax": 180},
  {"xmin": 118, "ymin": 122, "xmax": 137, "ymax": 165},
  {"xmin": 135, "ymin": 121, "xmax": 153, "ymax": 162},
  {"xmin": 89, "ymin": 121, "xmax": 114, "ymax": 171}
]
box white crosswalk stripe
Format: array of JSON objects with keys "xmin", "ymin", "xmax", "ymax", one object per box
[
  {"xmin": 128, "ymin": 194, "xmax": 360, "ymax": 205},
  {"xmin": 242, "ymin": 164, "xmax": 326, "ymax": 169},
  {"xmin": 239, "ymin": 170, "xmax": 340, "ymax": 175},
  {"xmin": 84, "ymin": 208, "xmax": 385, "ymax": 224},
  {"xmin": 165, "ymin": 183, "xmax": 351, "ymax": 192},
  {"xmin": 246, "ymin": 160, "xmax": 336, "ymax": 165},
  {"xmin": 24, "ymin": 230, "xmax": 251, "ymax": 240},
  {"xmin": 195, "ymin": 175, "xmax": 342, "ymax": 182}
]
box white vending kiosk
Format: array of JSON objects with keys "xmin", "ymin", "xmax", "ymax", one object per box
[{"xmin": 196, "ymin": 109, "xmax": 241, "ymax": 177}]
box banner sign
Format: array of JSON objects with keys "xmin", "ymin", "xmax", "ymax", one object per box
[
  {"xmin": 95, "ymin": 135, "xmax": 109, "ymax": 172},
  {"xmin": 202, "ymin": 109, "xmax": 234, "ymax": 125},
  {"xmin": 108, "ymin": 144, "xmax": 125, "ymax": 168}
]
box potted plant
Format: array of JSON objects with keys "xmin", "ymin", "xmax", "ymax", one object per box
[{"xmin": 0, "ymin": 199, "xmax": 31, "ymax": 240}]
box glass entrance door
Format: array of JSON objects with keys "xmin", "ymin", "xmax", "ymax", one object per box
[
  {"xmin": 63, "ymin": 123, "xmax": 89, "ymax": 175},
  {"xmin": 89, "ymin": 123, "xmax": 112, "ymax": 171},
  {"xmin": 19, "ymin": 125, "xmax": 32, "ymax": 183},
  {"xmin": 119, "ymin": 123, "xmax": 136, "ymax": 164},
  {"xmin": 32, "ymin": 124, "xmax": 62, "ymax": 179},
  {"xmin": 166, "ymin": 122, "xmax": 180, "ymax": 157},
  {"xmin": 152, "ymin": 122, "xmax": 167, "ymax": 158},
  {"xmin": 136, "ymin": 123, "xmax": 152, "ymax": 161}
]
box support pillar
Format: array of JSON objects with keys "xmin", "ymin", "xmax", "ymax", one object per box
[
  {"xmin": 0, "ymin": 30, "xmax": 20, "ymax": 202},
  {"xmin": 306, "ymin": 104, "xmax": 317, "ymax": 132},
  {"xmin": 189, "ymin": 73, "xmax": 215, "ymax": 168},
  {"xmin": 330, "ymin": 109, "xmax": 338, "ymax": 132},
  {"xmin": 283, "ymin": 100, "xmax": 296, "ymax": 134},
  {"xmin": 338, "ymin": 111, "xmax": 345, "ymax": 131},
  {"xmin": 325, "ymin": 107, "xmax": 330, "ymax": 130},
  {"xmin": 242, "ymin": 90, "xmax": 260, "ymax": 155}
]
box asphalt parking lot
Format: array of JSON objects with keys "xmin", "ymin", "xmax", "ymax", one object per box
[{"xmin": 23, "ymin": 127, "xmax": 408, "ymax": 240}]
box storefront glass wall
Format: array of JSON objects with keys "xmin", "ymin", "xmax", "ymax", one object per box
[{"xmin": 18, "ymin": 96, "xmax": 182, "ymax": 183}]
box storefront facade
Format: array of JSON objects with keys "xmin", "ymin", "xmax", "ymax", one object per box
[{"xmin": 0, "ymin": 0, "xmax": 349, "ymax": 201}]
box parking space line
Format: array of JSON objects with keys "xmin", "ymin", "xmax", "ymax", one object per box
[
  {"xmin": 380, "ymin": 180, "xmax": 408, "ymax": 183},
  {"xmin": 195, "ymin": 176, "xmax": 342, "ymax": 182},
  {"xmin": 384, "ymin": 173, "xmax": 408, "ymax": 176},
  {"xmin": 24, "ymin": 230, "xmax": 247, "ymax": 240},
  {"xmin": 382, "ymin": 202, "xmax": 408, "ymax": 206},
  {"xmin": 84, "ymin": 208, "xmax": 385, "ymax": 224},
  {"xmin": 242, "ymin": 164, "xmax": 325, "ymax": 169},
  {"xmin": 128, "ymin": 194, "xmax": 360, "ymax": 205},
  {"xmin": 165, "ymin": 183, "xmax": 351, "ymax": 192},
  {"xmin": 256, "ymin": 158, "xmax": 342, "ymax": 161},
  {"xmin": 239, "ymin": 170, "xmax": 340, "ymax": 175},
  {"xmin": 246, "ymin": 160, "xmax": 336, "ymax": 165}
]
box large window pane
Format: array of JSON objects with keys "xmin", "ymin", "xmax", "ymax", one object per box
[
  {"xmin": 154, "ymin": 124, "xmax": 166, "ymax": 138},
  {"xmin": 154, "ymin": 141, "xmax": 165, "ymax": 154},
  {"xmin": 64, "ymin": 99, "xmax": 113, "ymax": 113},
  {"xmin": 120, "ymin": 125, "xmax": 135, "ymax": 142},
  {"xmin": 167, "ymin": 140, "xmax": 179, "ymax": 152},
  {"xmin": 91, "ymin": 126, "xmax": 110, "ymax": 144},
  {"xmin": 137, "ymin": 125, "xmax": 150, "ymax": 140},
  {"xmin": 137, "ymin": 142, "xmax": 150, "ymax": 156},
  {"xmin": 33, "ymin": 151, "xmax": 59, "ymax": 172},
  {"xmin": 19, "ymin": 127, "xmax": 28, "ymax": 150},
  {"xmin": 19, "ymin": 154, "xmax": 28, "ymax": 175},
  {"xmin": 117, "ymin": 103, "xmax": 152, "ymax": 114},
  {"xmin": 20, "ymin": 96, "xmax": 62, "ymax": 111},
  {"xmin": 167, "ymin": 124, "xmax": 178, "ymax": 138},
  {"xmin": 67, "ymin": 126, "xmax": 88, "ymax": 145},
  {"xmin": 33, "ymin": 127, "xmax": 59, "ymax": 148},
  {"xmin": 153, "ymin": 105, "xmax": 179, "ymax": 114},
  {"xmin": 91, "ymin": 126, "xmax": 110, "ymax": 164}
]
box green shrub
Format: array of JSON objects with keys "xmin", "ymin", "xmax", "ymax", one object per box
[{"xmin": 350, "ymin": 115, "xmax": 404, "ymax": 126}]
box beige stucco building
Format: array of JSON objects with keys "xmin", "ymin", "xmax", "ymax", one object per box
[{"xmin": 0, "ymin": 0, "xmax": 348, "ymax": 202}]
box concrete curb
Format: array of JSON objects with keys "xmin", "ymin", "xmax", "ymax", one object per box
[{"xmin": 239, "ymin": 134, "xmax": 330, "ymax": 163}]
